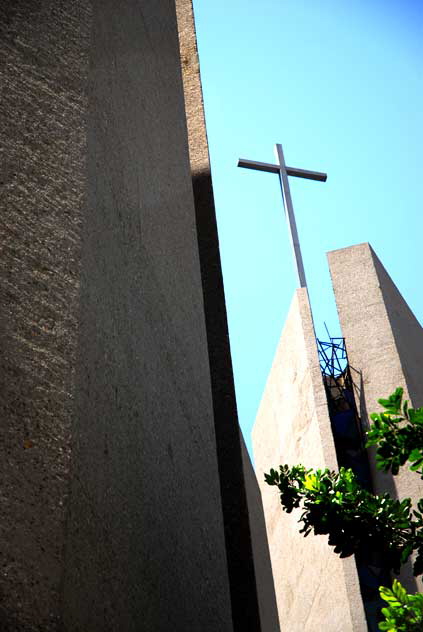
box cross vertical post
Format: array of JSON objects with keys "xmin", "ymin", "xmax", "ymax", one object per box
[
  {"xmin": 238, "ymin": 143, "xmax": 327, "ymax": 289},
  {"xmin": 274, "ymin": 143, "xmax": 307, "ymax": 288}
]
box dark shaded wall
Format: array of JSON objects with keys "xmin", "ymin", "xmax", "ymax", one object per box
[
  {"xmin": 0, "ymin": 1, "xmax": 90, "ymax": 629},
  {"xmin": 240, "ymin": 437, "xmax": 280, "ymax": 631}
]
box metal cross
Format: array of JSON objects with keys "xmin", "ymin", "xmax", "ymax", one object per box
[{"xmin": 238, "ymin": 143, "xmax": 327, "ymax": 288}]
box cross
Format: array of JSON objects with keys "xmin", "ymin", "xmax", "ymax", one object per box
[{"xmin": 238, "ymin": 143, "xmax": 327, "ymax": 288}]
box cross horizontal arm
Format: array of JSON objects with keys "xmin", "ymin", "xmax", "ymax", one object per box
[
  {"xmin": 238, "ymin": 158, "xmax": 280, "ymax": 174},
  {"xmin": 285, "ymin": 165, "xmax": 327, "ymax": 182},
  {"xmin": 238, "ymin": 158, "xmax": 327, "ymax": 182}
]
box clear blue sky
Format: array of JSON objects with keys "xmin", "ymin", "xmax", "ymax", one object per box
[{"xmin": 192, "ymin": 0, "xmax": 423, "ymax": 457}]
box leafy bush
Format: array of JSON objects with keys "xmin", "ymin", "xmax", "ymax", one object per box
[
  {"xmin": 379, "ymin": 580, "xmax": 423, "ymax": 631},
  {"xmin": 265, "ymin": 388, "xmax": 423, "ymax": 630},
  {"xmin": 264, "ymin": 464, "xmax": 417, "ymax": 573}
]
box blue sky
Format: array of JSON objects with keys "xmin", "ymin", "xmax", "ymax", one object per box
[{"xmin": 192, "ymin": 0, "xmax": 423, "ymax": 456}]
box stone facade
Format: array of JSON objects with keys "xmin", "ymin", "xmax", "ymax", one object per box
[
  {"xmin": 0, "ymin": 1, "xmax": 275, "ymax": 630},
  {"xmin": 253, "ymin": 288, "xmax": 367, "ymax": 631}
]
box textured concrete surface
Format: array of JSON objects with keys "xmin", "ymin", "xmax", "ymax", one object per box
[
  {"xmin": 176, "ymin": 2, "xmax": 267, "ymax": 630},
  {"xmin": 1, "ymin": 1, "xmax": 237, "ymax": 630},
  {"xmin": 0, "ymin": 1, "xmax": 90, "ymax": 629},
  {"xmin": 62, "ymin": 1, "xmax": 235, "ymax": 630},
  {"xmin": 241, "ymin": 436, "xmax": 280, "ymax": 631},
  {"xmin": 0, "ymin": 0, "xmax": 276, "ymax": 628},
  {"xmin": 328, "ymin": 242, "xmax": 423, "ymax": 592},
  {"xmin": 253, "ymin": 289, "xmax": 367, "ymax": 631}
]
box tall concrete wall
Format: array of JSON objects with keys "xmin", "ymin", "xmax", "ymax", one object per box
[
  {"xmin": 0, "ymin": 2, "xmax": 90, "ymax": 628},
  {"xmin": 328, "ymin": 243, "xmax": 423, "ymax": 500},
  {"xmin": 253, "ymin": 288, "xmax": 367, "ymax": 631},
  {"xmin": 328, "ymin": 242, "xmax": 423, "ymax": 592},
  {"xmin": 241, "ymin": 435, "xmax": 280, "ymax": 631},
  {"xmin": 62, "ymin": 1, "xmax": 236, "ymax": 629},
  {"xmin": 0, "ymin": 1, "xmax": 272, "ymax": 629},
  {"xmin": 176, "ymin": 2, "xmax": 270, "ymax": 629}
]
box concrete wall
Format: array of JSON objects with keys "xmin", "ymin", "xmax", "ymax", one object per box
[
  {"xmin": 176, "ymin": 2, "xmax": 269, "ymax": 629},
  {"xmin": 0, "ymin": 2, "xmax": 90, "ymax": 629},
  {"xmin": 0, "ymin": 1, "xmax": 236, "ymax": 629},
  {"xmin": 253, "ymin": 288, "xmax": 367, "ymax": 631},
  {"xmin": 0, "ymin": 0, "xmax": 277, "ymax": 629},
  {"xmin": 62, "ymin": 1, "xmax": 237, "ymax": 629},
  {"xmin": 241, "ymin": 435, "xmax": 280, "ymax": 632},
  {"xmin": 328, "ymin": 242, "xmax": 423, "ymax": 592}
]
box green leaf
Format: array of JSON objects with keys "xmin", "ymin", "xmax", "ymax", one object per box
[
  {"xmin": 401, "ymin": 543, "xmax": 414, "ymax": 564},
  {"xmin": 410, "ymin": 458, "xmax": 423, "ymax": 471},
  {"xmin": 409, "ymin": 449, "xmax": 422, "ymax": 462},
  {"xmin": 392, "ymin": 579, "xmax": 408, "ymax": 604}
]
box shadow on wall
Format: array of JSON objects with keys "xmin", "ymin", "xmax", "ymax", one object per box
[{"xmin": 191, "ymin": 168, "xmax": 263, "ymax": 632}]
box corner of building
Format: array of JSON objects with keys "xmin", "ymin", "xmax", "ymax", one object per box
[
  {"xmin": 328, "ymin": 242, "xmax": 423, "ymax": 593},
  {"xmin": 253, "ymin": 287, "xmax": 366, "ymax": 631}
]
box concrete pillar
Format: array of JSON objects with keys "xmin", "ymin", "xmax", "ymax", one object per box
[
  {"xmin": 253, "ymin": 289, "xmax": 367, "ymax": 631},
  {"xmin": 328, "ymin": 242, "xmax": 423, "ymax": 592},
  {"xmin": 328, "ymin": 243, "xmax": 423, "ymax": 499}
]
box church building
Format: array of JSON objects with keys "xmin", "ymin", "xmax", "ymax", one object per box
[{"xmin": 1, "ymin": 2, "xmax": 422, "ymax": 631}]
